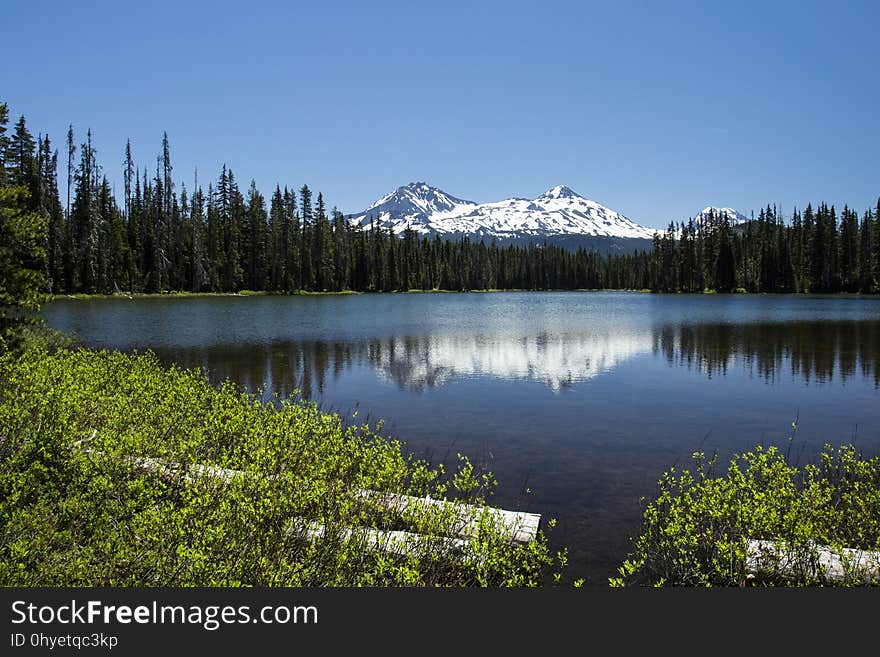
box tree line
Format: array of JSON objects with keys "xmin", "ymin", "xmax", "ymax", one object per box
[
  {"xmin": 645, "ymin": 203, "xmax": 880, "ymax": 294},
  {"xmin": 2, "ymin": 102, "xmax": 879, "ymax": 304}
]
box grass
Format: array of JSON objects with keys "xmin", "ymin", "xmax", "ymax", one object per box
[{"xmin": 0, "ymin": 342, "xmax": 561, "ymax": 586}]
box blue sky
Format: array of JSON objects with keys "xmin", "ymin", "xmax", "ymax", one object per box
[{"xmin": 3, "ymin": 0, "xmax": 878, "ymax": 229}]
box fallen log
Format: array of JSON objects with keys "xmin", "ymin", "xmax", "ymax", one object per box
[
  {"xmin": 746, "ymin": 538, "xmax": 880, "ymax": 584},
  {"xmin": 86, "ymin": 451, "xmax": 540, "ymax": 545}
]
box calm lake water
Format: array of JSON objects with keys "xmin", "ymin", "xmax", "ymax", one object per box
[{"xmin": 43, "ymin": 292, "xmax": 880, "ymax": 584}]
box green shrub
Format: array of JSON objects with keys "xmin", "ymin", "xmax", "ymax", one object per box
[
  {"xmin": 0, "ymin": 346, "xmax": 559, "ymax": 586},
  {"xmin": 611, "ymin": 445, "xmax": 880, "ymax": 586}
]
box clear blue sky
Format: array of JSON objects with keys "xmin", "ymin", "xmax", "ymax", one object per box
[{"xmin": 3, "ymin": 0, "xmax": 878, "ymax": 229}]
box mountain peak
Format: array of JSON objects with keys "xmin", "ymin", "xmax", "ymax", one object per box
[
  {"xmin": 356, "ymin": 182, "xmax": 476, "ymax": 231},
  {"xmin": 403, "ymin": 181, "xmax": 431, "ymax": 191},
  {"xmin": 350, "ymin": 182, "xmax": 656, "ymax": 241},
  {"xmin": 391, "ymin": 181, "xmax": 436, "ymax": 197},
  {"xmin": 697, "ymin": 206, "xmax": 749, "ymax": 225},
  {"xmin": 540, "ymin": 185, "xmax": 580, "ymax": 200}
]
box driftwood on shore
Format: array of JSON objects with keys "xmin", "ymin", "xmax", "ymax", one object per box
[
  {"xmin": 745, "ymin": 539, "xmax": 880, "ymax": 583},
  {"xmin": 286, "ymin": 518, "xmax": 477, "ymax": 560},
  {"xmin": 79, "ymin": 447, "xmax": 541, "ymax": 561}
]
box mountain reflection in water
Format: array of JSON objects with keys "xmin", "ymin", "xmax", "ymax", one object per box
[{"xmin": 154, "ymin": 320, "xmax": 880, "ymax": 399}]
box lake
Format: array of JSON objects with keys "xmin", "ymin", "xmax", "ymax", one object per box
[{"xmin": 43, "ymin": 292, "xmax": 880, "ymax": 584}]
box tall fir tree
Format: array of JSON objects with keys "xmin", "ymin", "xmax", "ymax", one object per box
[
  {"xmin": 714, "ymin": 217, "xmax": 736, "ymax": 292},
  {"xmin": 299, "ymin": 184, "xmax": 313, "ymax": 290},
  {"xmin": 0, "ymin": 106, "xmax": 48, "ymax": 351},
  {"xmin": 858, "ymin": 208, "xmax": 874, "ymax": 293},
  {"xmin": 245, "ymin": 180, "xmax": 267, "ymax": 290}
]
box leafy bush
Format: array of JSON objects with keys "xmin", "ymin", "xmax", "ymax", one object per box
[
  {"xmin": 611, "ymin": 445, "xmax": 880, "ymax": 586},
  {"xmin": 0, "ymin": 346, "xmax": 559, "ymax": 586}
]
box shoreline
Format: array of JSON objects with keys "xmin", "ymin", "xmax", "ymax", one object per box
[{"xmin": 47, "ymin": 288, "xmax": 880, "ymax": 301}]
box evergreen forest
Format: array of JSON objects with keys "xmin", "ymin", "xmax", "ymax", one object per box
[{"xmin": 3, "ymin": 102, "xmax": 879, "ymax": 299}]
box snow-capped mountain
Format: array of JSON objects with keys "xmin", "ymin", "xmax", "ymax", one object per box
[
  {"xmin": 348, "ymin": 182, "xmax": 657, "ymax": 242},
  {"xmin": 350, "ymin": 182, "xmax": 477, "ymax": 233},
  {"xmin": 668, "ymin": 206, "xmax": 751, "ymax": 238},
  {"xmin": 695, "ymin": 206, "xmax": 750, "ymax": 225}
]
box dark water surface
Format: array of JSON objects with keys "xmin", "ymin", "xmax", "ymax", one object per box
[{"xmin": 43, "ymin": 292, "xmax": 880, "ymax": 584}]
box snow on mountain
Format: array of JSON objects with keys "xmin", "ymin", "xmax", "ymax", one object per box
[
  {"xmin": 349, "ymin": 182, "xmax": 657, "ymax": 241},
  {"xmin": 348, "ymin": 182, "xmax": 477, "ymax": 233},
  {"xmin": 695, "ymin": 206, "xmax": 750, "ymax": 225},
  {"xmin": 667, "ymin": 206, "xmax": 751, "ymax": 238}
]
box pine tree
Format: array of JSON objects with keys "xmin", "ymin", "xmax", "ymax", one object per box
[
  {"xmin": 874, "ymin": 199, "xmax": 880, "ymax": 292},
  {"xmin": 332, "ymin": 208, "xmax": 349, "ymax": 291},
  {"xmin": 776, "ymin": 215, "xmax": 794, "ymax": 292},
  {"xmin": 169, "ymin": 184, "xmax": 184, "ymax": 290},
  {"xmin": 161, "ymin": 133, "xmax": 173, "ymax": 218},
  {"xmin": 189, "ymin": 178, "xmax": 208, "ymax": 292},
  {"xmin": 714, "ymin": 217, "xmax": 736, "ymax": 292},
  {"xmin": 39, "ymin": 135, "xmax": 64, "ymax": 293},
  {"xmin": 0, "ymin": 107, "xmax": 48, "ymax": 351},
  {"xmin": 386, "ymin": 225, "xmax": 397, "ymax": 291},
  {"xmin": 0, "ymin": 184, "xmax": 48, "ymax": 349},
  {"xmin": 0, "ymin": 103, "xmax": 8, "ymax": 187},
  {"xmin": 858, "ymin": 208, "xmax": 874, "ymax": 293},
  {"xmin": 312, "ymin": 192, "xmax": 334, "ymax": 290},
  {"xmin": 62, "ymin": 126, "xmax": 76, "ymax": 291},
  {"xmin": 206, "ymin": 182, "xmax": 222, "ymax": 291},
  {"xmin": 127, "ymin": 169, "xmax": 143, "ymax": 291},
  {"xmin": 71, "ymin": 129, "xmax": 100, "ymax": 293},
  {"xmin": 789, "ymin": 208, "xmax": 803, "ymax": 292},
  {"xmin": 839, "ymin": 205, "xmax": 859, "ymax": 292},
  {"xmin": 245, "ymin": 180, "xmax": 267, "ymax": 291},
  {"xmin": 8, "ymin": 115, "xmax": 37, "ymax": 196},
  {"xmin": 172, "ymin": 183, "xmax": 190, "ymax": 291},
  {"xmin": 225, "ymin": 169, "xmax": 245, "ymax": 291},
  {"xmin": 283, "ymin": 186, "xmax": 300, "ymax": 291},
  {"xmin": 299, "ymin": 184, "xmax": 313, "ymax": 289},
  {"xmin": 268, "ymin": 186, "xmax": 284, "ymax": 290},
  {"xmin": 810, "ymin": 203, "xmax": 826, "ymax": 292},
  {"xmin": 141, "ymin": 170, "xmax": 159, "ymax": 291},
  {"xmin": 826, "ymin": 205, "xmax": 840, "ymax": 292}
]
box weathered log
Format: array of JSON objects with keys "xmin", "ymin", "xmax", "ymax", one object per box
[
  {"xmin": 746, "ymin": 539, "xmax": 880, "ymax": 583},
  {"xmin": 87, "ymin": 451, "xmax": 540, "ymax": 545}
]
